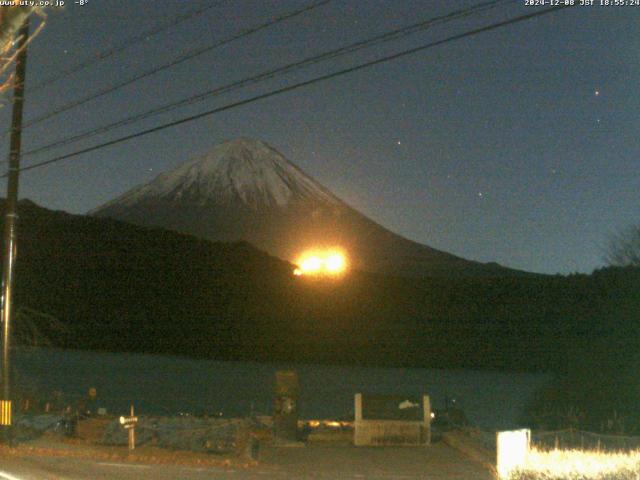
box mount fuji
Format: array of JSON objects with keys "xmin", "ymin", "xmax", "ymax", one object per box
[{"xmin": 91, "ymin": 138, "xmax": 517, "ymax": 277}]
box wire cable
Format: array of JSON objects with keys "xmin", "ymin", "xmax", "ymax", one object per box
[
  {"xmin": 6, "ymin": 5, "xmax": 572, "ymax": 178},
  {"xmin": 29, "ymin": 0, "xmax": 230, "ymax": 93},
  {"xmin": 22, "ymin": 0, "xmax": 513, "ymax": 158},
  {"xmin": 16, "ymin": 0, "xmax": 333, "ymax": 131}
]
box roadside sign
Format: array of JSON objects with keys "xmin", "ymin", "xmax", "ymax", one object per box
[
  {"xmin": 120, "ymin": 405, "xmax": 137, "ymax": 450},
  {"xmin": 119, "ymin": 415, "xmax": 138, "ymax": 429}
]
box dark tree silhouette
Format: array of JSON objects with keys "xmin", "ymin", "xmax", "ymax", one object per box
[{"xmin": 606, "ymin": 225, "xmax": 640, "ymax": 267}]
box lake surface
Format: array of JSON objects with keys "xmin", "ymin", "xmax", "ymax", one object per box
[{"xmin": 13, "ymin": 347, "xmax": 550, "ymax": 430}]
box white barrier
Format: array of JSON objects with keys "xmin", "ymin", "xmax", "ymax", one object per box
[{"xmin": 496, "ymin": 428, "xmax": 530, "ymax": 479}]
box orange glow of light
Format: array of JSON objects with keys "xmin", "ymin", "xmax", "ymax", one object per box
[
  {"xmin": 325, "ymin": 253, "xmax": 345, "ymax": 273},
  {"xmin": 294, "ymin": 249, "xmax": 348, "ymax": 277},
  {"xmin": 300, "ymin": 256, "xmax": 323, "ymax": 273}
]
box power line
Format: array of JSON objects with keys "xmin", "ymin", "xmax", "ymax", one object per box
[
  {"xmin": 6, "ymin": 4, "xmax": 572, "ymax": 178},
  {"xmin": 22, "ymin": 0, "xmax": 513, "ymax": 158},
  {"xmin": 29, "ymin": 0, "xmax": 229, "ymax": 93},
  {"xmin": 16, "ymin": 0, "xmax": 332, "ymax": 131}
]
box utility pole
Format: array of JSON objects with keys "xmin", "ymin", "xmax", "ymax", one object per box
[{"xmin": 0, "ymin": 17, "xmax": 29, "ymax": 443}]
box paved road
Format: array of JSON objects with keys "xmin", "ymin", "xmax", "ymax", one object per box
[{"xmin": 0, "ymin": 443, "xmax": 493, "ymax": 479}]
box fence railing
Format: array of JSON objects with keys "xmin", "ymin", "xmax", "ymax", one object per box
[
  {"xmin": 531, "ymin": 428, "xmax": 640, "ymax": 452},
  {"xmin": 497, "ymin": 429, "xmax": 640, "ymax": 480},
  {"xmin": 456, "ymin": 425, "xmax": 640, "ymax": 455}
]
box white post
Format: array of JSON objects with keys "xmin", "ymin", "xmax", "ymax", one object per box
[
  {"xmin": 423, "ymin": 395, "xmax": 431, "ymax": 445},
  {"xmin": 354, "ymin": 394, "xmax": 363, "ymax": 446},
  {"xmin": 354, "ymin": 393, "xmax": 362, "ymax": 422},
  {"xmin": 496, "ymin": 429, "xmax": 530, "ymax": 479},
  {"xmin": 128, "ymin": 405, "xmax": 135, "ymax": 451}
]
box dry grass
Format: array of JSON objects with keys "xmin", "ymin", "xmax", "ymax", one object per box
[
  {"xmin": 510, "ymin": 447, "xmax": 640, "ymax": 480},
  {"xmin": 0, "ymin": 418, "xmax": 253, "ymax": 469}
]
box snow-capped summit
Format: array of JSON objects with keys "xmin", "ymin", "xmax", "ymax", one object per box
[
  {"xmin": 92, "ymin": 138, "xmax": 515, "ymax": 277},
  {"xmin": 98, "ymin": 138, "xmax": 339, "ymax": 211}
]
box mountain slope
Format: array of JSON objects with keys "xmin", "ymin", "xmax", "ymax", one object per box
[
  {"xmin": 4, "ymin": 199, "xmax": 639, "ymax": 374},
  {"xmin": 4, "ymin": 201, "xmax": 639, "ymax": 435},
  {"xmin": 91, "ymin": 138, "xmax": 522, "ymax": 277}
]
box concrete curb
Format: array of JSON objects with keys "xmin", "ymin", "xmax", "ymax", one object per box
[{"xmin": 442, "ymin": 430, "xmax": 497, "ymax": 477}]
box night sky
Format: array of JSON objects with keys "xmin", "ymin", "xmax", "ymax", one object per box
[{"xmin": 0, "ymin": 0, "xmax": 637, "ymax": 275}]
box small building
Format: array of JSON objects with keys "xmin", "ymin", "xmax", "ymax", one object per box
[{"xmin": 354, "ymin": 393, "xmax": 431, "ymax": 446}]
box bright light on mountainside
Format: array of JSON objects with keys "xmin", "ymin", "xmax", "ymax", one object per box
[
  {"xmin": 294, "ymin": 250, "xmax": 347, "ymax": 277},
  {"xmin": 325, "ymin": 253, "xmax": 346, "ymax": 273}
]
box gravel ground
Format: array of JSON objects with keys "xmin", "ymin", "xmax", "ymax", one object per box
[
  {"xmin": 0, "ymin": 417, "xmax": 494, "ymax": 479},
  {"xmin": 259, "ymin": 443, "xmax": 494, "ymax": 479},
  {"xmin": 0, "ymin": 440, "xmax": 493, "ymax": 479}
]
